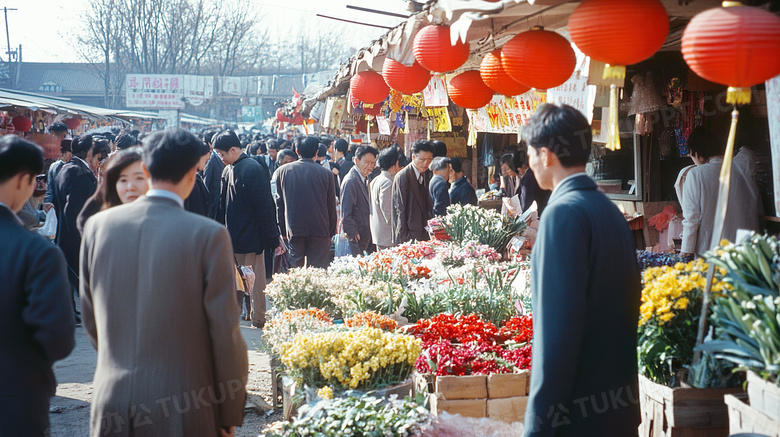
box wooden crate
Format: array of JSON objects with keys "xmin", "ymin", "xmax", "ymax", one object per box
[
  {"xmin": 638, "ymin": 375, "xmax": 743, "ymax": 437},
  {"xmin": 747, "ymin": 370, "xmax": 780, "ymax": 423},
  {"xmin": 415, "ymin": 371, "xmax": 530, "ymax": 423},
  {"xmin": 725, "ymin": 393, "xmax": 780, "ymax": 436}
]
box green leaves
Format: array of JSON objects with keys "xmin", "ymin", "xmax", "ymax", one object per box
[{"xmin": 443, "ymin": 204, "xmax": 527, "ymax": 252}]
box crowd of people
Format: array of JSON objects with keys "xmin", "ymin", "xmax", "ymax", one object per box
[{"xmin": 1, "ymin": 119, "xmax": 487, "ymax": 436}]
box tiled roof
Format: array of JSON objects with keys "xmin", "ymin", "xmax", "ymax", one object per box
[{"xmin": 16, "ymin": 63, "xmax": 105, "ymax": 95}]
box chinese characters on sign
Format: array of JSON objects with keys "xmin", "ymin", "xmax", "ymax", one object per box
[
  {"xmin": 467, "ymin": 93, "xmax": 546, "ymax": 134},
  {"xmin": 547, "ymin": 52, "xmax": 596, "ymax": 123},
  {"xmin": 126, "ymin": 74, "xmax": 185, "ymax": 109}
]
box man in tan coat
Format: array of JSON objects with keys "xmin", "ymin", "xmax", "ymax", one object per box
[{"xmin": 80, "ymin": 129, "xmax": 248, "ymax": 437}]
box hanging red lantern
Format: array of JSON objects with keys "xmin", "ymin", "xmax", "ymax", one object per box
[
  {"xmin": 64, "ymin": 118, "xmax": 81, "ymax": 130},
  {"xmin": 569, "ymin": 0, "xmax": 669, "ymax": 69},
  {"xmin": 12, "ymin": 116, "xmax": 31, "ymax": 132},
  {"xmin": 480, "ymin": 49, "xmax": 531, "ymax": 97},
  {"xmin": 413, "ymin": 25, "xmax": 470, "ymax": 73},
  {"xmin": 350, "ymin": 71, "xmax": 389, "ymax": 105},
  {"xmin": 501, "ymin": 27, "xmax": 576, "ymax": 90},
  {"xmin": 447, "ymin": 71, "xmax": 494, "ymax": 109},
  {"xmin": 682, "ymin": 2, "xmax": 780, "ymax": 104},
  {"xmin": 382, "ymin": 59, "xmax": 431, "ymax": 95}
]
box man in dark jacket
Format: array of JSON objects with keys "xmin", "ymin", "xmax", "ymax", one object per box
[
  {"xmin": 214, "ymin": 130, "xmax": 279, "ymax": 328},
  {"xmin": 521, "ymin": 104, "xmax": 640, "ymax": 437},
  {"xmin": 184, "ymin": 140, "xmax": 211, "ymax": 216},
  {"xmin": 429, "ymin": 156, "xmax": 451, "ymax": 216},
  {"xmin": 340, "ymin": 145, "xmax": 377, "ymax": 256},
  {"xmin": 275, "ymin": 136, "xmax": 337, "ymax": 268},
  {"xmin": 202, "ymin": 129, "xmax": 224, "ymax": 220},
  {"xmin": 448, "ymin": 157, "xmax": 478, "ymax": 206},
  {"xmin": 392, "ymin": 141, "xmax": 434, "ymax": 244},
  {"xmin": 0, "ymin": 136, "xmax": 75, "ymax": 436}
]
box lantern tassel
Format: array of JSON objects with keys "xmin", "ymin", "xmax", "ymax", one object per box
[
  {"xmin": 607, "ymin": 84, "xmax": 621, "ymax": 151},
  {"xmin": 467, "ymin": 109, "xmax": 478, "ymax": 147},
  {"xmin": 602, "ymin": 64, "xmax": 626, "ymax": 80},
  {"xmin": 726, "ymin": 87, "xmax": 751, "ymax": 105}
]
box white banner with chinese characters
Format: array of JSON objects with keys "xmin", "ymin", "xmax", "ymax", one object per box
[
  {"xmin": 183, "ymin": 75, "xmax": 214, "ymax": 106},
  {"xmin": 547, "ymin": 47, "xmax": 596, "ymax": 123},
  {"xmin": 766, "ymin": 74, "xmax": 780, "ymax": 216},
  {"xmin": 467, "ymin": 93, "xmax": 546, "ymax": 134},
  {"xmin": 126, "ymin": 74, "xmax": 185, "ymax": 109}
]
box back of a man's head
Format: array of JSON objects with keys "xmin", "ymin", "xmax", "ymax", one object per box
[
  {"xmin": 430, "ymin": 156, "xmax": 450, "ymax": 173},
  {"xmin": 266, "ymin": 139, "xmax": 280, "ymax": 151},
  {"xmin": 115, "ymin": 132, "xmax": 137, "ymax": 150},
  {"xmin": 687, "ymin": 126, "xmax": 721, "ymax": 160},
  {"xmin": 296, "ymin": 136, "xmax": 320, "ymax": 159},
  {"xmin": 72, "ymin": 134, "xmax": 94, "ymax": 159},
  {"xmin": 142, "ymin": 129, "xmax": 203, "ymax": 183},
  {"xmin": 377, "ymin": 146, "xmax": 400, "ymax": 171},
  {"xmin": 432, "ymin": 140, "xmax": 447, "ymax": 158},
  {"xmin": 522, "ymin": 104, "xmax": 592, "ymax": 168},
  {"xmin": 0, "ymin": 135, "xmax": 44, "ymax": 185},
  {"xmin": 334, "ymin": 139, "xmax": 348, "ymax": 155},
  {"xmin": 213, "ymin": 130, "xmax": 242, "ymax": 152}
]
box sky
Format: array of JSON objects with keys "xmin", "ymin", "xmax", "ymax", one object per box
[{"xmin": 2, "ymin": 0, "xmax": 411, "ymax": 63}]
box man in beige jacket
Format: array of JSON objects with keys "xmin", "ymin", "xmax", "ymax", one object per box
[{"xmin": 80, "ymin": 129, "xmax": 248, "ymax": 437}]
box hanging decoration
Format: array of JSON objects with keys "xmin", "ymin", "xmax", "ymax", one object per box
[
  {"xmin": 628, "ymin": 71, "xmax": 668, "ymax": 135},
  {"xmin": 480, "ymin": 49, "xmax": 531, "ymax": 97},
  {"xmin": 276, "ymin": 108, "xmax": 290, "ymax": 123},
  {"xmin": 64, "ymin": 117, "xmax": 82, "ymax": 130},
  {"xmin": 447, "ymin": 71, "xmax": 494, "ymax": 110},
  {"xmin": 12, "ymin": 116, "xmax": 31, "ymax": 132},
  {"xmin": 569, "ymin": 0, "xmax": 669, "ymax": 151},
  {"xmin": 413, "ymin": 25, "xmax": 470, "ymax": 73},
  {"xmin": 350, "ymin": 71, "xmax": 390, "ymax": 105},
  {"xmin": 501, "ymin": 27, "xmax": 576, "ymax": 91},
  {"xmin": 382, "ymin": 59, "xmax": 431, "ymax": 95}
]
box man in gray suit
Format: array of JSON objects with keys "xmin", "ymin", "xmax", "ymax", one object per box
[
  {"xmin": 275, "ymin": 136, "xmax": 337, "ymax": 268},
  {"xmin": 0, "ymin": 136, "xmax": 75, "ymax": 437},
  {"xmin": 370, "ymin": 147, "xmax": 401, "ymax": 250},
  {"xmin": 521, "ymin": 104, "xmax": 640, "ymax": 437},
  {"xmin": 391, "ymin": 140, "xmax": 434, "ymax": 245},
  {"xmin": 340, "ymin": 145, "xmax": 378, "ymax": 256},
  {"xmin": 80, "ymin": 129, "xmax": 248, "ymax": 437}
]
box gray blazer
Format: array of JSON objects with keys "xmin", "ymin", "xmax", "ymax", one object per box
[
  {"xmin": 80, "ymin": 195, "xmax": 248, "ymax": 436},
  {"xmin": 340, "ymin": 166, "xmax": 371, "ymax": 242},
  {"xmin": 275, "ymin": 158, "xmax": 337, "ymax": 239},
  {"xmin": 391, "ymin": 163, "xmax": 432, "ymax": 245},
  {"xmin": 523, "ymin": 175, "xmax": 640, "ymax": 437},
  {"xmin": 370, "ymin": 170, "xmax": 394, "ymax": 248}
]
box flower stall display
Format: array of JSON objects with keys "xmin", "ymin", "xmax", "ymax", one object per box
[
  {"xmin": 694, "ymin": 234, "xmax": 780, "ymax": 422},
  {"xmin": 263, "ymin": 308, "xmax": 335, "ymax": 355},
  {"xmin": 267, "ymin": 393, "xmax": 433, "ymax": 437},
  {"xmin": 279, "ymin": 327, "xmax": 421, "ymax": 391},
  {"xmin": 345, "ymin": 311, "xmax": 399, "ymax": 331},
  {"xmin": 407, "ymin": 313, "xmax": 533, "ymax": 423},
  {"xmin": 636, "ymin": 250, "xmax": 690, "ymax": 270},
  {"xmin": 443, "ymin": 204, "xmax": 526, "ymax": 252}
]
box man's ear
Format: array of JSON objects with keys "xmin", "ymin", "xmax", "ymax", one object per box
[{"xmin": 141, "ymin": 162, "xmax": 151, "ymax": 179}]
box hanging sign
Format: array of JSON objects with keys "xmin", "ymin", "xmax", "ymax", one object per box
[
  {"xmin": 766, "ymin": 74, "xmax": 780, "ymax": 216},
  {"xmin": 466, "ymin": 93, "xmax": 546, "ymax": 134},
  {"xmin": 126, "ymin": 74, "xmax": 185, "ymax": 109},
  {"xmin": 547, "ymin": 49, "xmax": 597, "ymax": 123},
  {"xmin": 423, "ymin": 76, "xmax": 449, "ymax": 107}
]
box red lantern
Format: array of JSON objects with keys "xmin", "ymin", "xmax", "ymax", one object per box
[
  {"xmin": 382, "ymin": 59, "xmax": 431, "ymax": 95},
  {"xmin": 350, "ymin": 71, "xmax": 389, "ymax": 105},
  {"xmin": 501, "ymin": 27, "xmax": 576, "ymax": 90},
  {"xmin": 413, "ymin": 25, "xmax": 470, "ymax": 73},
  {"xmin": 12, "ymin": 116, "xmax": 31, "ymax": 132},
  {"xmin": 64, "ymin": 118, "xmax": 81, "ymax": 130},
  {"xmin": 447, "ymin": 71, "xmax": 494, "ymax": 109},
  {"xmin": 569, "ymin": 0, "xmax": 669, "ymax": 68},
  {"xmin": 682, "ymin": 3, "xmax": 780, "ymax": 102},
  {"xmin": 480, "ymin": 49, "xmax": 531, "ymax": 97}
]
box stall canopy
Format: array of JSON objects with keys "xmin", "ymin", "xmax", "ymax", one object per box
[{"xmin": 300, "ymin": 0, "xmax": 722, "ymax": 115}]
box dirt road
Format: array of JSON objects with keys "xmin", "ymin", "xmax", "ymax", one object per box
[{"xmin": 47, "ymin": 321, "xmax": 281, "ymax": 437}]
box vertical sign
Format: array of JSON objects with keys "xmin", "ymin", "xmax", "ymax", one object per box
[{"xmin": 766, "ymin": 74, "xmax": 780, "ymax": 216}]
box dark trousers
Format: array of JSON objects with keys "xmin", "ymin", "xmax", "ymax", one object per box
[
  {"xmin": 264, "ymin": 248, "xmax": 274, "ymax": 281},
  {"xmin": 289, "ymin": 236, "xmax": 331, "ymax": 269}
]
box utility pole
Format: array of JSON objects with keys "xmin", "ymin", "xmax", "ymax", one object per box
[{"xmin": 3, "ymin": 7, "xmax": 17, "ymax": 61}]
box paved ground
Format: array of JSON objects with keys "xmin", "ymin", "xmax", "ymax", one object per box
[{"xmin": 47, "ymin": 319, "xmax": 282, "ymax": 437}]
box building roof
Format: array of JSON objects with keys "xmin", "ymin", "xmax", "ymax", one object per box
[{"xmin": 16, "ymin": 62, "xmax": 105, "ymax": 95}]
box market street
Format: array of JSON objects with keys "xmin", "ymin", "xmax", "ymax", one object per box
[{"xmin": 47, "ymin": 321, "xmax": 279, "ymax": 437}]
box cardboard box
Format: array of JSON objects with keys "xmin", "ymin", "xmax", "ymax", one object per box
[
  {"xmin": 488, "ymin": 372, "xmax": 529, "ymax": 399},
  {"xmin": 431, "ymin": 396, "xmax": 487, "ymax": 418},
  {"xmin": 488, "ymin": 396, "xmax": 528, "ymax": 424},
  {"xmin": 435, "ymin": 374, "xmax": 487, "ymax": 400}
]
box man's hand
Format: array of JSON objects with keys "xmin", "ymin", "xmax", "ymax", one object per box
[
  {"xmin": 42, "ymin": 203, "xmax": 54, "ymax": 213},
  {"xmin": 332, "ymin": 168, "xmax": 339, "ymax": 176},
  {"xmin": 219, "ymin": 426, "xmax": 235, "ymax": 437}
]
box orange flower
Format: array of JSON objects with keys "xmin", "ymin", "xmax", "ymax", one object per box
[
  {"xmin": 345, "ymin": 311, "xmax": 398, "ymax": 331},
  {"xmin": 278, "ymin": 308, "xmax": 332, "ymax": 323}
]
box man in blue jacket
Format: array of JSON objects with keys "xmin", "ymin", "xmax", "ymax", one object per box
[
  {"xmin": 214, "ymin": 130, "xmax": 279, "ymax": 328},
  {"xmin": 522, "ymin": 104, "xmax": 640, "ymax": 437},
  {"xmin": 0, "ymin": 136, "xmax": 75, "ymax": 436}
]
